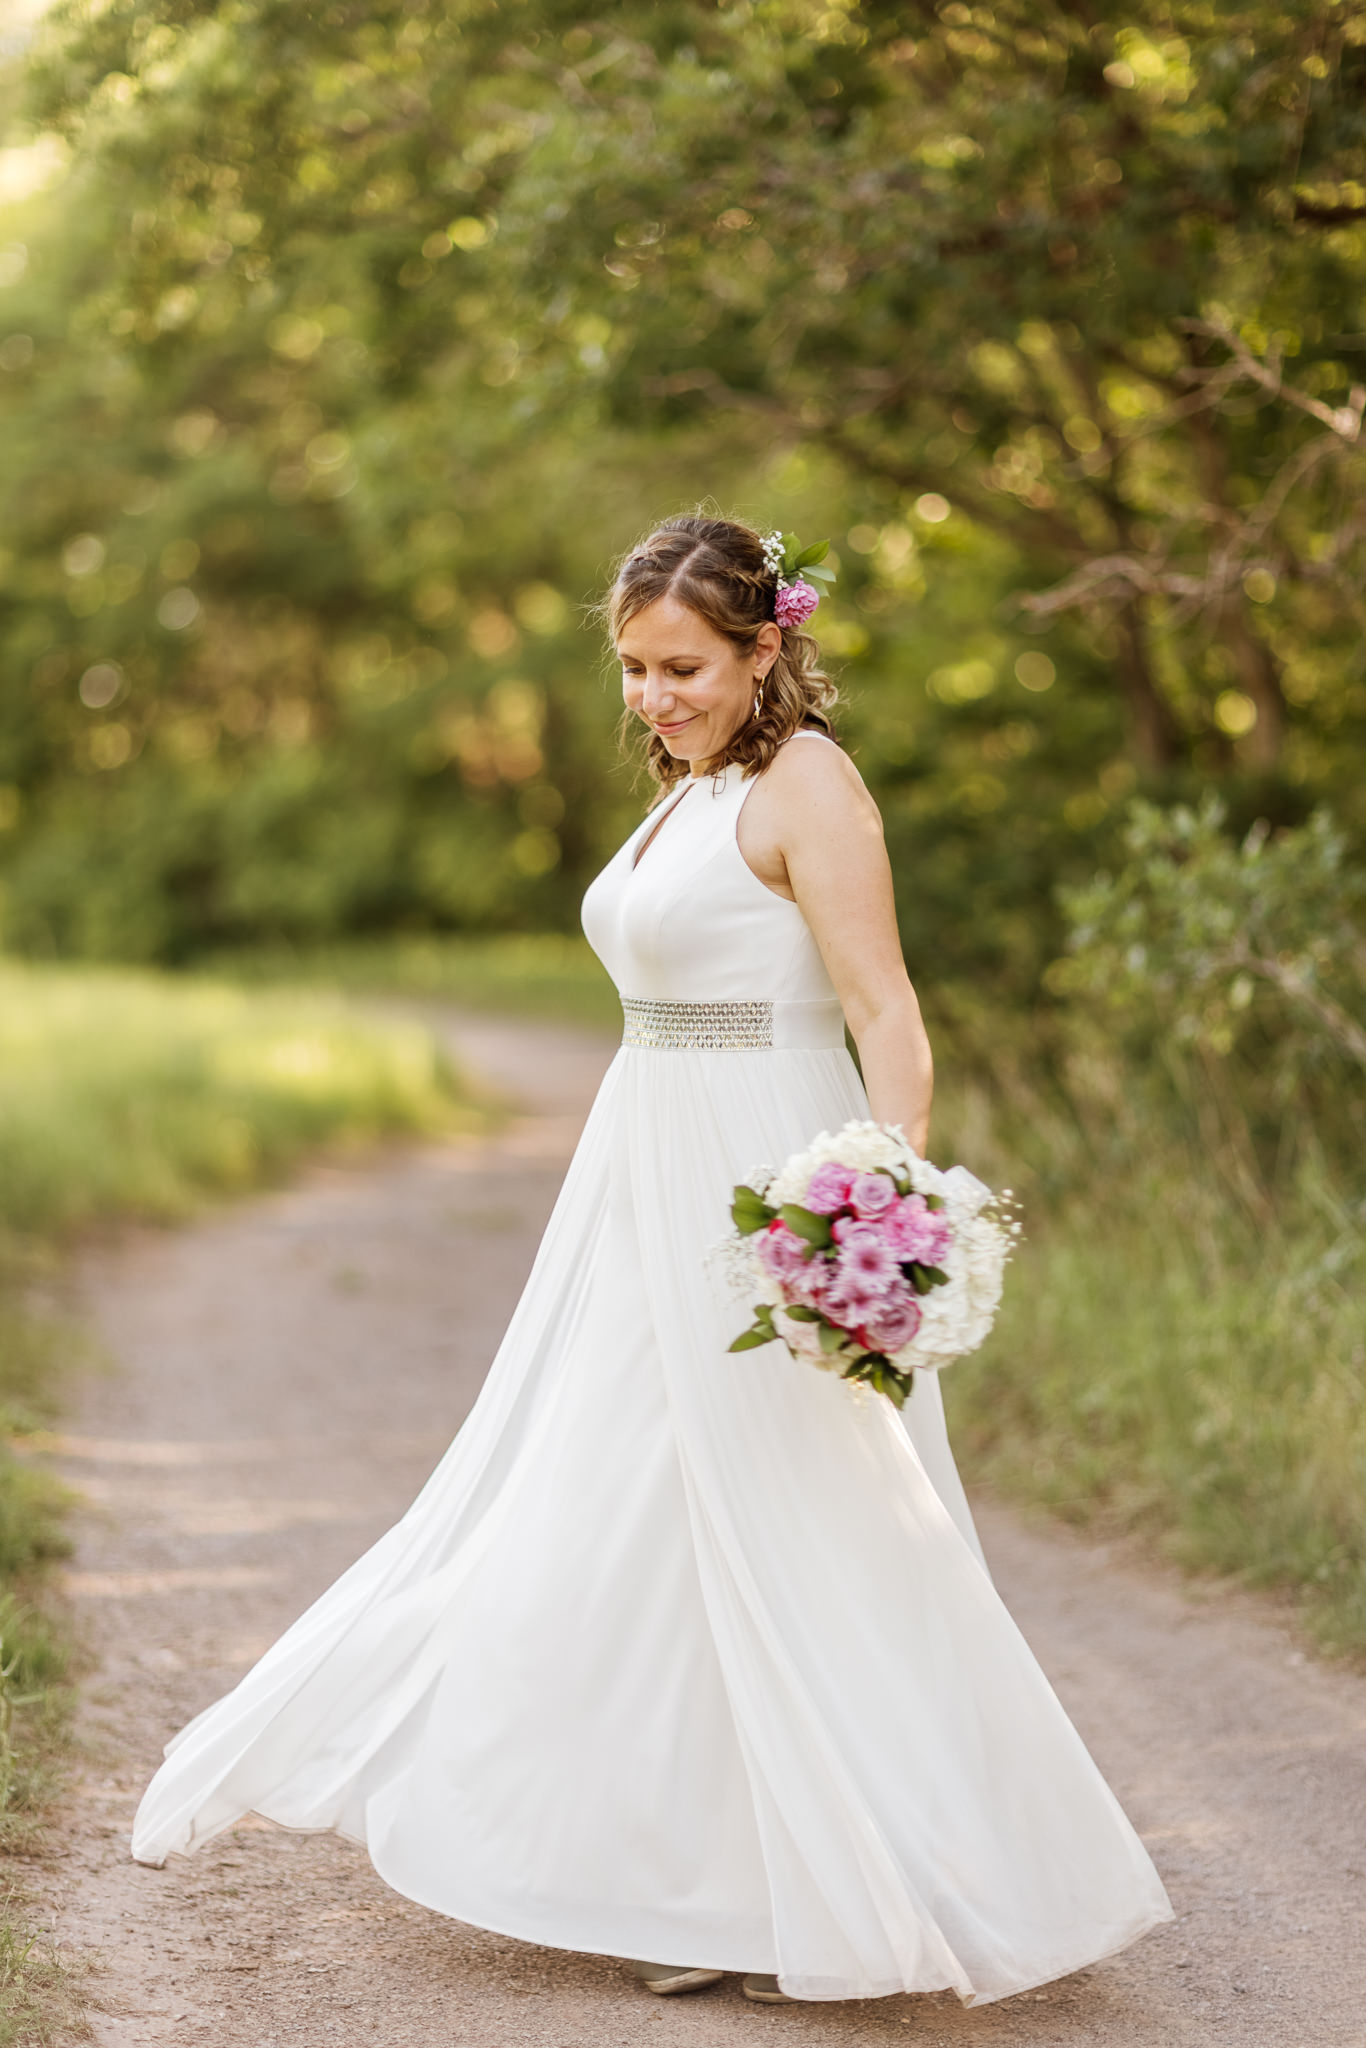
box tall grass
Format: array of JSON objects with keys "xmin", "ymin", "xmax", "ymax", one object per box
[
  {"xmin": 935, "ymin": 1029, "xmax": 1366, "ymax": 1658},
  {"xmin": 0, "ymin": 957, "xmax": 476, "ymax": 2027},
  {"xmin": 0, "ymin": 958, "xmax": 477, "ymax": 1236},
  {"xmin": 0, "ymin": 1296, "xmax": 83, "ymax": 2044}
]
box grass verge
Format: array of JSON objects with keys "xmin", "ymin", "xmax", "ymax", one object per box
[
  {"xmin": 0, "ymin": 1256, "xmax": 86, "ymax": 2043},
  {"xmin": 937, "ymin": 1063, "xmax": 1366, "ymax": 1659},
  {"xmin": 0, "ymin": 956, "xmax": 477, "ymax": 2035},
  {"xmin": 0, "ymin": 957, "xmax": 480, "ymax": 1237}
]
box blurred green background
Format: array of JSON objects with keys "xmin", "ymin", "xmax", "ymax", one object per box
[
  {"xmin": 1, "ymin": 0, "xmax": 1363, "ymax": 988},
  {"xmin": 0, "ymin": 10, "xmax": 1365, "ymax": 2006}
]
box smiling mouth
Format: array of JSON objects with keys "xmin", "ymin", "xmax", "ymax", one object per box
[{"xmin": 651, "ymin": 715, "xmax": 696, "ymax": 736}]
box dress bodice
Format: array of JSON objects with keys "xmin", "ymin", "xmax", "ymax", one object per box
[{"xmin": 581, "ymin": 739, "xmax": 841, "ymax": 1011}]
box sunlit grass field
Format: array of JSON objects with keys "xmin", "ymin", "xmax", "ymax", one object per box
[
  {"xmin": 0, "ymin": 958, "xmax": 476, "ymax": 1236},
  {"xmin": 0, "ymin": 958, "xmax": 475, "ymax": 2024}
]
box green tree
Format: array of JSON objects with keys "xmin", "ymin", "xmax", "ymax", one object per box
[
  {"xmin": 459, "ymin": 0, "xmax": 1366, "ymax": 776},
  {"xmin": 0, "ymin": 0, "xmax": 1362, "ymax": 977}
]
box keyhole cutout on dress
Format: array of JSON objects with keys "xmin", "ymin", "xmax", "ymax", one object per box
[{"xmin": 631, "ymin": 780, "xmax": 696, "ymax": 872}]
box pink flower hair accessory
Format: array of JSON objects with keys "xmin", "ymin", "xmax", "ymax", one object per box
[
  {"xmin": 760, "ymin": 529, "xmax": 835, "ymax": 629},
  {"xmin": 774, "ymin": 581, "xmax": 820, "ymax": 629}
]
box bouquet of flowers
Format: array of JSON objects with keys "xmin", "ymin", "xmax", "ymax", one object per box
[{"xmin": 722, "ymin": 1120, "xmax": 1019, "ymax": 1406}]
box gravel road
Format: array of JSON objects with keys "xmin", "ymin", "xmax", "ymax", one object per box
[{"xmin": 34, "ymin": 1013, "xmax": 1366, "ymax": 2046}]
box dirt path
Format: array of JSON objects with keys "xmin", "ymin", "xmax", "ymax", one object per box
[{"xmin": 33, "ymin": 1013, "xmax": 1366, "ymax": 2047}]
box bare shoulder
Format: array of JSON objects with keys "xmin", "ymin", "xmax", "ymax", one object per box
[{"xmin": 751, "ymin": 733, "xmax": 880, "ymax": 828}]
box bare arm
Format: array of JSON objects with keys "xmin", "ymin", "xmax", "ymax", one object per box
[{"xmin": 737, "ymin": 741, "xmax": 934, "ymax": 1152}]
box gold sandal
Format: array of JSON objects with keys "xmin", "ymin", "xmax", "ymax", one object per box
[
  {"xmin": 743, "ymin": 1973, "xmax": 795, "ymax": 2003},
  {"xmin": 629, "ymin": 1960, "xmax": 727, "ymax": 1996}
]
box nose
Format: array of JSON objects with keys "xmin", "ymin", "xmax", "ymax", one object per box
[{"xmin": 639, "ymin": 670, "xmax": 676, "ymax": 718}]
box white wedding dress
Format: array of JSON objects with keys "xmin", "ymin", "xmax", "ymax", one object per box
[{"xmin": 132, "ymin": 734, "xmax": 1172, "ymax": 2003}]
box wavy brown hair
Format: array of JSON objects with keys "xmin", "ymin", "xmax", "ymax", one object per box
[{"xmin": 605, "ymin": 514, "xmax": 838, "ymax": 791}]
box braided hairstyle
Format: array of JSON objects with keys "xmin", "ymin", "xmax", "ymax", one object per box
[{"xmin": 605, "ymin": 513, "xmax": 838, "ymax": 791}]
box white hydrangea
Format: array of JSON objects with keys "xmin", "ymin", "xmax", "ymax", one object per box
[{"xmin": 900, "ymin": 1205, "xmax": 1012, "ymax": 1372}]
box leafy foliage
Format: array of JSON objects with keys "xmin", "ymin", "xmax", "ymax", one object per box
[
  {"xmin": 1058, "ymin": 798, "xmax": 1366, "ymax": 1203},
  {"xmin": 1064, "ymin": 798, "xmax": 1366, "ymax": 1076},
  {"xmin": 0, "ymin": 0, "xmax": 1361, "ymax": 975}
]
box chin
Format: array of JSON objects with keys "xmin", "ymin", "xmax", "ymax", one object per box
[{"xmin": 654, "ymin": 727, "xmax": 706, "ymax": 758}]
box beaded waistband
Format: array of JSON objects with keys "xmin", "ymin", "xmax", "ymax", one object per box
[{"xmin": 621, "ymin": 997, "xmax": 774, "ymax": 1050}]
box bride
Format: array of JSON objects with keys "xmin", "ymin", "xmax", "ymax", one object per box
[{"xmin": 132, "ymin": 513, "xmax": 1172, "ymax": 2006}]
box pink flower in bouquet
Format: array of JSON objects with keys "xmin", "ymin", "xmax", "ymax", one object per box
[
  {"xmin": 791, "ymin": 1260, "xmax": 834, "ymax": 1311},
  {"xmin": 774, "ymin": 579, "xmax": 820, "ymax": 629},
  {"xmin": 863, "ymin": 1291, "xmax": 924, "ymax": 1354},
  {"xmin": 804, "ymin": 1163, "xmax": 858, "ymax": 1214},
  {"xmin": 823, "ymin": 1278, "xmax": 869, "ymax": 1325},
  {"xmin": 726, "ymin": 1117, "xmax": 1016, "ymax": 1400},
  {"xmin": 824, "ymin": 1266, "xmax": 895, "ymax": 1326},
  {"xmin": 757, "ymin": 1220, "xmax": 811, "ymax": 1286},
  {"xmin": 884, "ymin": 1194, "xmax": 953, "ymax": 1267},
  {"xmin": 849, "ymin": 1171, "xmax": 897, "ymax": 1221},
  {"xmin": 833, "ymin": 1222, "xmax": 899, "ymax": 1292}
]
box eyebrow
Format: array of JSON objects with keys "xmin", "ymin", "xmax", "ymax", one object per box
[{"xmin": 618, "ymin": 648, "xmax": 706, "ymax": 663}]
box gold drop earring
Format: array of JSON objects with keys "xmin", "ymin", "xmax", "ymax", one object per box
[{"xmin": 753, "ymin": 674, "xmax": 766, "ymax": 720}]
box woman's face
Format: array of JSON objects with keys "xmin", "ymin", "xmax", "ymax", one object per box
[{"xmin": 618, "ymin": 594, "xmax": 781, "ymax": 771}]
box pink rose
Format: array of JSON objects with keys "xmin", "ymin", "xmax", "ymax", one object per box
[
  {"xmin": 850, "ymin": 1171, "xmax": 897, "ymax": 1221},
  {"xmin": 804, "ymin": 1163, "xmax": 858, "ymax": 1214},
  {"xmin": 863, "ymin": 1291, "xmax": 924, "ymax": 1354},
  {"xmin": 774, "ymin": 579, "xmax": 820, "ymax": 629}
]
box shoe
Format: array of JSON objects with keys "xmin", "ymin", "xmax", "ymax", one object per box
[
  {"xmin": 743, "ymin": 1973, "xmax": 795, "ymax": 2003},
  {"xmin": 628, "ymin": 1959, "xmax": 727, "ymax": 1995}
]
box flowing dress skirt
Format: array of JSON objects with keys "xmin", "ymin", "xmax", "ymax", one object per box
[{"xmin": 131, "ymin": 1042, "xmax": 1171, "ymax": 2002}]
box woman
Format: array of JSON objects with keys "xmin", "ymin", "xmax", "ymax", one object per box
[{"xmin": 132, "ymin": 514, "xmax": 1172, "ymax": 2007}]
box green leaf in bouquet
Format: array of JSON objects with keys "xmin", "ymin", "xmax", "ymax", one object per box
[
  {"xmin": 844, "ymin": 1355, "xmax": 911, "ymax": 1407},
  {"xmin": 818, "ymin": 1318, "xmax": 849, "ymax": 1357},
  {"xmin": 731, "ymin": 1185, "xmax": 776, "ymax": 1233},
  {"xmin": 923, "ymin": 1192, "xmax": 945, "ymax": 1211},
  {"xmin": 784, "ymin": 1303, "xmax": 821, "ymax": 1322},
  {"xmin": 779, "ymin": 1202, "xmax": 833, "ymax": 1248},
  {"xmin": 730, "ymin": 1325, "xmax": 777, "ymax": 1351},
  {"xmin": 729, "ymin": 1302, "xmax": 777, "ymax": 1351},
  {"xmin": 922, "ymin": 1265, "xmax": 950, "ymax": 1288}
]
